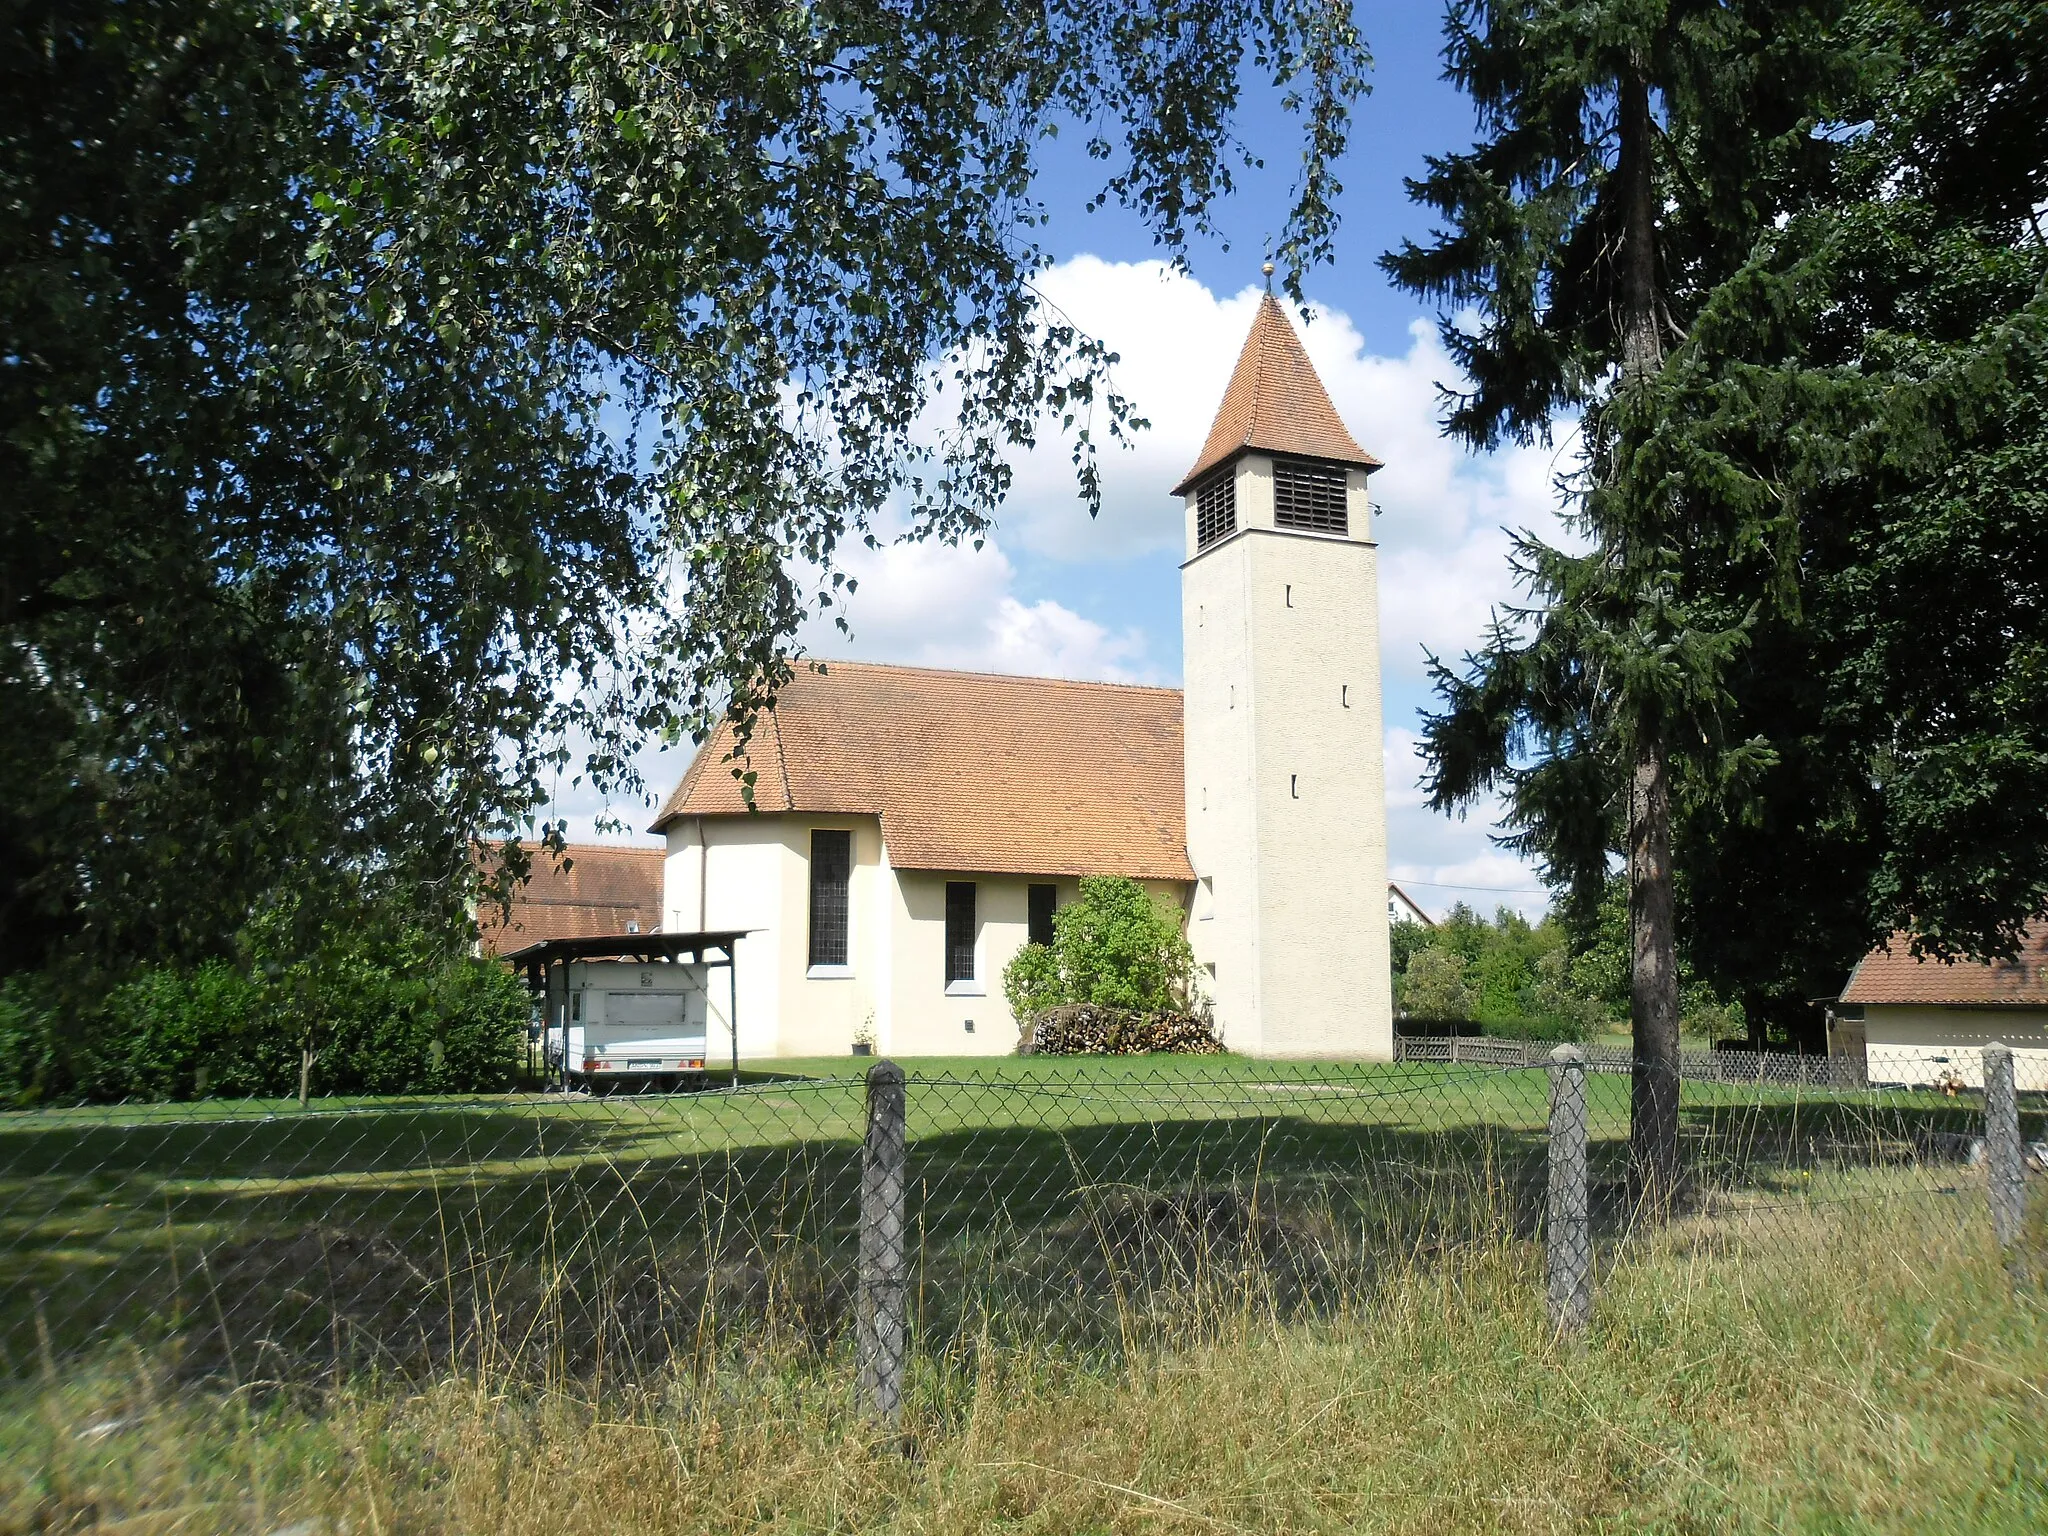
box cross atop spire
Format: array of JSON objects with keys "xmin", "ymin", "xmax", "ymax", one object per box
[{"xmin": 1171, "ymin": 292, "xmax": 1381, "ymax": 496}]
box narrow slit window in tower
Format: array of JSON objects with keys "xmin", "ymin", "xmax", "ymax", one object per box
[{"xmin": 1273, "ymin": 459, "xmax": 1349, "ymax": 534}]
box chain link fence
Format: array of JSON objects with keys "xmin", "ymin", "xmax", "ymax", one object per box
[{"xmin": 1, "ymin": 1047, "xmax": 2039, "ymax": 1409}]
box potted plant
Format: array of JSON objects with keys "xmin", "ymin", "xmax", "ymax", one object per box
[{"xmin": 851, "ymin": 1012, "xmax": 876, "ymax": 1057}]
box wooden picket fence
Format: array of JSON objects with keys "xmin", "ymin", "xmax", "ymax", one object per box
[{"xmin": 1393, "ymin": 1034, "xmax": 1867, "ymax": 1089}]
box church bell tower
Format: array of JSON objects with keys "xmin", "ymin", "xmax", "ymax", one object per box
[{"xmin": 1180, "ymin": 285, "xmax": 1394, "ymax": 1058}]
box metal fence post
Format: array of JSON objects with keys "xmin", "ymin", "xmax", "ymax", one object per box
[
  {"xmin": 856, "ymin": 1060, "xmax": 908, "ymax": 1431},
  {"xmin": 1547, "ymin": 1044, "xmax": 1592, "ymax": 1336},
  {"xmin": 1983, "ymin": 1042, "xmax": 2024, "ymax": 1250}
]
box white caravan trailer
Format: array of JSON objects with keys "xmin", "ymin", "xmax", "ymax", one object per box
[
  {"xmin": 506, "ymin": 932, "xmax": 749, "ymax": 1090},
  {"xmin": 548, "ymin": 960, "xmax": 708, "ymax": 1083}
]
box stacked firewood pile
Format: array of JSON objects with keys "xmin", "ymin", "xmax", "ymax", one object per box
[{"xmin": 1019, "ymin": 1004, "xmax": 1223, "ymax": 1056}]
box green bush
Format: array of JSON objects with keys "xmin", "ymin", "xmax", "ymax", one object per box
[
  {"xmin": 1002, "ymin": 941, "xmax": 1063, "ymax": 1029},
  {"xmin": 0, "ymin": 952, "xmax": 531, "ymax": 1105},
  {"xmin": 0, "ymin": 975, "xmax": 66, "ymax": 1104},
  {"xmin": 1396, "ymin": 947, "xmax": 1476, "ymax": 1020},
  {"xmin": 1001, "ymin": 876, "xmax": 1202, "ymax": 1049},
  {"xmin": 87, "ymin": 961, "xmax": 272, "ymax": 1100},
  {"xmin": 307, "ymin": 954, "xmax": 532, "ymax": 1096}
]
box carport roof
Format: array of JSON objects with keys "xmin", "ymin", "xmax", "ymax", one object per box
[{"xmin": 500, "ymin": 931, "xmax": 751, "ymax": 971}]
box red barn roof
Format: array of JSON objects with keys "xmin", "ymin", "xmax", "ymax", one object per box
[{"xmin": 476, "ymin": 843, "xmax": 664, "ymax": 954}]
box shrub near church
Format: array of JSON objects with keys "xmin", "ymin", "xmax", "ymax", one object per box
[{"xmin": 1005, "ymin": 877, "xmax": 1220, "ymax": 1054}]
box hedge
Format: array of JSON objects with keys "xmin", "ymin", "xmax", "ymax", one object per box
[{"xmin": 0, "ymin": 955, "xmax": 531, "ymax": 1105}]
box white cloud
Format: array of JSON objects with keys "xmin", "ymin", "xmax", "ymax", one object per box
[
  {"xmin": 1380, "ymin": 728, "xmax": 1550, "ymax": 921},
  {"xmin": 1383, "ymin": 727, "xmax": 1430, "ymax": 812},
  {"xmin": 1386, "ymin": 854, "xmax": 1554, "ymax": 925},
  {"xmin": 798, "ymin": 256, "xmax": 1578, "ymax": 696},
  {"xmin": 797, "ymin": 518, "xmax": 1157, "ymax": 683}
]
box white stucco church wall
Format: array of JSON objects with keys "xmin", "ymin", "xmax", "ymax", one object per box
[{"xmin": 662, "ymin": 808, "xmax": 1187, "ymax": 1057}]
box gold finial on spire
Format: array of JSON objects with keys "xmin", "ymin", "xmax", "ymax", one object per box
[{"xmin": 1262, "ymin": 260, "xmax": 1275, "ymax": 293}]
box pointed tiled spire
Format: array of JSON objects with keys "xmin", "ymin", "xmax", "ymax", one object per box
[{"xmin": 1172, "ymin": 293, "xmax": 1381, "ymax": 495}]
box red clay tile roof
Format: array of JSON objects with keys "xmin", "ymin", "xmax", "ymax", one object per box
[
  {"xmin": 1841, "ymin": 924, "xmax": 2048, "ymax": 1006},
  {"xmin": 1172, "ymin": 292, "xmax": 1381, "ymax": 496},
  {"xmin": 653, "ymin": 662, "xmax": 1194, "ymax": 882},
  {"xmin": 476, "ymin": 843, "xmax": 665, "ymax": 954}
]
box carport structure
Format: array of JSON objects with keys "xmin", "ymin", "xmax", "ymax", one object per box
[{"xmin": 503, "ymin": 931, "xmax": 751, "ymax": 1089}]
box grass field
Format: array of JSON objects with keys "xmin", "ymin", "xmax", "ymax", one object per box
[
  {"xmin": 0, "ymin": 1056, "xmax": 2020, "ymax": 1381},
  {"xmin": 4, "ymin": 1188, "xmax": 2043, "ymax": 1535}
]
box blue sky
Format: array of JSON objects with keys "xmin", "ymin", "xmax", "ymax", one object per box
[{"xmin": 569, "ymin": 5, "xmax": 1569, "ymax": 920}]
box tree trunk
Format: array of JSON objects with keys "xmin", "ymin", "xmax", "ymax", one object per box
[
  {"xmin": 1617, "ymin": 71, "xmax": 1662, "ymax": 386},
  {"xmin": 1629, "ymin": 735, "xmax": 1682, "ymax": 1209},
  {"xmin": 1616, "ymin": 66, "xmax": 1682, "ymax": 1208}
]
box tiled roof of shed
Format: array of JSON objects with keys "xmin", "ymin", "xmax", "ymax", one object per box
[
  {"xmin": 1172, "ymin": 292, "xmax": 1381, "ymax": 495},
  {"xmin": 653, "ymin": 662, "xmax": 1194, "ymax": 883},
  {"xmin": 1841, "ymin": 923, "xmax": 2048, "ymax": 1006},
  {"xmin": 475, "ymin": 843, "xmax": 664, "ymax": 954}
]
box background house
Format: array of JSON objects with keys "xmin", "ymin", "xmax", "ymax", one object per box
[
  {"xmin": 1834, "ymin": 923, "xmax": 2048, "ymax": 1089},
  {"xmin": 475, "ymin": 843, "xmax": 664, "ymax": 955},
  {"xmin": 1388, "ymin": 883, "xmax": 1434, "ymax": 928}
]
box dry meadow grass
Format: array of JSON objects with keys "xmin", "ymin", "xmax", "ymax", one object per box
[{"xmin": 5, "ymin": 1189, "xmax": 2045, "ymax": 1536}]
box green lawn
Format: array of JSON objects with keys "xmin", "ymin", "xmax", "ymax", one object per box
[{"xmin": 0, "ymin": 1056, "xmax": 2017, "ymax": 1377}]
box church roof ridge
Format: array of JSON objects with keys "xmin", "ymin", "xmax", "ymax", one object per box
[
  {"xmin": 798, "ymin": 657, "xmax": 1181, "ymax": 696},
  {"xmin": 1172, "ymin": 292, "xmax": 1381, "ymax": 495}
]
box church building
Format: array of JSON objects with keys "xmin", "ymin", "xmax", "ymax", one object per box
[{"xmin": 651, "ymin": 292, "xmax": 1395, "ymax": 1059}]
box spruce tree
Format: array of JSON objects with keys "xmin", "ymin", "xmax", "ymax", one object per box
[
  {"xmin": 1639, "ymin": 0, "xmax": 2048, "ymax": 1024},
  {"xmin": 1384, "ymin": 0, "xmax": 1854, "ymax": 1201}
]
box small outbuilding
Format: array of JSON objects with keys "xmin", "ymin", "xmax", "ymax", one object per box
[{"xmin": 1833, "ymin": 924, "xmax": 2048, "ymax": 1091}]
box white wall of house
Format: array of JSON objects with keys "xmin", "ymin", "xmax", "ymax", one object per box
[
  {"xmin": 665, "ymin": 813, "xmax": 1191, "ymax": 1059},
  {"xmin": 889, "ymin": 870, "xmax": 1034, "ymax": 1056},
  {"xmin": 664, "ymin": 815, "xmax": 785, "ymax": 1058},
  {"xmin": 1860, "ymin": 1006, "xmax": 2048, "ymax": 1091}
]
